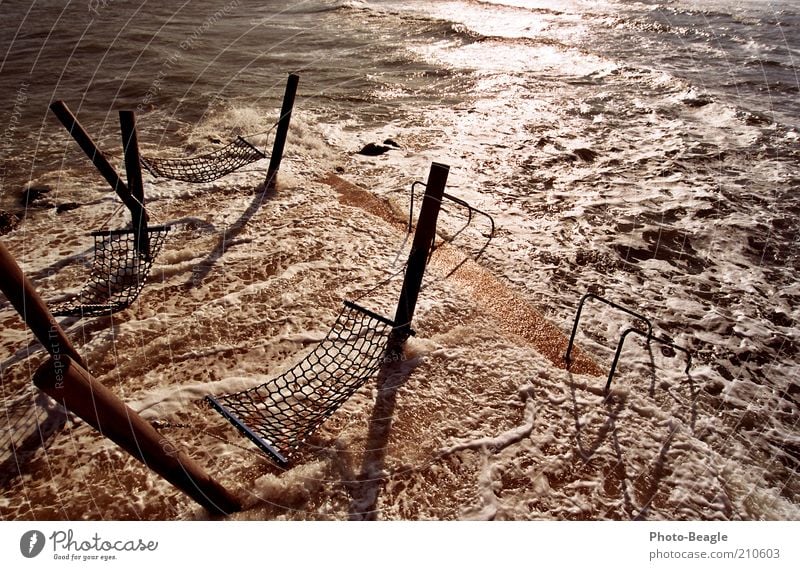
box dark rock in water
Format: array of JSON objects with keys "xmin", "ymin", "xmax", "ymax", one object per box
[
  {"xmin": 383, "ymin": 138, "xmax": 401, "ymax": 148},
  {"xmin": 56, "ymin": 202, "xmax": 81, "ymax": 214},
  {"xmin": 681, "ymin": 92, "xmax": 713, "ymax": 108},
  {"xmin": 703, "ymin": 378, "xmax": 725, "ymax": 396},
  {"xmin": 766, "ymin": 309, "xmax": 793, "ymax": 328},
  {"xmin": 573, "ymin": 148, "xmax": 598, "ymax": 162},
  {"xmin": 738, "ymin": 110, "xmax": 770, "ymax": 126},
  {"xmin": 358, "ymin": 143, "xmax": 392, "ymax": 156},
  {"xmin": 20, "ymin": 185, "xmax": 53, "ymax": 208},
  {"xmin": 0, "ymin": 210, "xmax": 20, "ymax": 235}
]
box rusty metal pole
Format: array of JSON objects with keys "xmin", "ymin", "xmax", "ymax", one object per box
[
  {"xmin": 119, "ymin": 110, "xmax": 150, "ymax": 257},
  {"xmin": 265, "ymin": 73, "xmax": 299, "ymax": 190},
  {"xmin": 34, "ymin": 356, "xmax": 241, "ymax": 516},
  {"xmin": 391, "ymin": 162, "xmax": 449, "ymax": 342}
]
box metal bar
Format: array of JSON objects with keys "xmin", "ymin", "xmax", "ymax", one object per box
[
  {"xmin": 392, "ymin": 162, "xmax": 449, "ymax": 341},
  {"xmin": 119, "ymin": 110, "xmax": 150, "ymax": 257},
  {"xmin": 90, "ymin": 224, "xmax": 171, "ymax": 237},
  {"xmin": 265, "ymin": 73, "xmax": 300, "ymax": 190},
  {"xmin": 409, "ymin": 183, "xmax": 496, "ymax": 241},
  {"xmin": 344, "ymin": 300, "xmax": 397, "ymax": 328},
  {"xmin": 49, "ymin": 101, "xmax": 141, "ymax": 216},
  {"xmin": 441, "ymin": 193, "xmax": 473, "ymax": 245},
  {"xmin": 205, "ymin": 396, "xmax": 289, "ymax": 467},
  {"xmin": 565, "ymin": 293, "xmax": 653, "ymax": 368},
  {"xmin": 605, "ymin": 327, "xmax": 693, "ymax": 393},
  {"xmin": 409, "ymin": 180, "xmax": 425, "ymax": 233},
  {"xmin": 0, "ymin": 241, "xmax": 85, "ymax": 368},
  {"xmin": 443, "ymin": 192, "xmax": 496, "ymax": 238},
  {"xmin": 33, "ymin": 357, "xmax": 241, "ymax": 515}
]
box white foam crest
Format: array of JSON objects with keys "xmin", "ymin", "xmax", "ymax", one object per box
[
  {"xmin": 130, "ymin": 376, "xmax": 270, "ymax": 420},
  {"xmin": 2, "ymin": 0, "xmax": 798, "ymax": 521}
]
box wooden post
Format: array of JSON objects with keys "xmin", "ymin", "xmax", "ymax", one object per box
[
  {"xmin": 0, "ymin": 241, "xmax": 85, "ymax": 368},
  {"xmin": 119, "ymin": 110, "xmax": 150, "ymax": 257},
  {"xmin": 391, "ymin": 162, "xmax": 449, "ymax": 341},
  {"xmin": 49, "ymin": 101, "xmax": 142, "ymax": 219},
  {"xmin": 0, "ymin": 242, "xmax": 239, "ymax": 515},
  {"xmin": 33, "ymin": 356, "xmax": 241, "ymax": 516},
  {"xmin": 265, "ymin": 73, "xmax": 300, "ymax": 190}
]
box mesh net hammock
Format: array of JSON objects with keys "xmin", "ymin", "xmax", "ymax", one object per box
[
  {"xmin": 206, "ymin": 301, "xmax": 400, "ymax": 466},
  {"xmin": 51, "ymin": 225, "xmax": 170, "ymax": 317},
  {"xmin": 140, "ymin": 136, "xmax": 267, "ymax": 183}
]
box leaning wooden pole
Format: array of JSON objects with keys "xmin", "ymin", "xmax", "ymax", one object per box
[
  {"xmin": 49, "ymin": 101, "xmax": 142, "ymax": 218},
  {"xmin": 33, "ymin": 356, "xmax": 241, "ymax": 516},
  {"xmin": 0, "ymin": 242, "xmax": 85, "ymax": 367},
  {"xmin": 391, "ymin": 162, "xmax": 449, "ymax": 341},
  {"xmin": 119, "ymin": 110, "xmax": 150, "ymax": 257},
  {"xmin": 265, "ymin": 73, "xmax": 300, "ymax": 190},
  {"xmin": 0, "ymin": 241, "xmax": 240, "ymax": 515}
]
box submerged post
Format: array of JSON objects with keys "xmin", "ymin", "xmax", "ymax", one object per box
[
  {"xmin": 49, "ymin": 101, "xmax": 141, "ymax": 218},
  {"xmin": 265, "ymin": 73, "xmax": 300, "ymax": 190},
  {"xmin": 0, "ymin": 241, "xmax": 84, "ymax": 367},
  {"xmin": 391, "ymin": 162, "xmax": 449, "ymax": 342},
  {"xmin": 34, "ymin": 356, "xmax": 241, "ymax": 516},
  {"xmin": 119, "ymin": 110, "xmax": 150, "ymax": 256}
]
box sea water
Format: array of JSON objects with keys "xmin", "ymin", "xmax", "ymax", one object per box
[{"xmin": 0, "ymin": 0, "xmax": 798, "ymax": 520}]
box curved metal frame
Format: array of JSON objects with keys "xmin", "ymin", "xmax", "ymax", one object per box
[
  {"xmin": 606, "ymin": 327, "xmax": 693, "ymax": 394},
  {"xmin": 565, "ymin": 293, "xmax": 653, "ymax": 367},
  {"xmin": 564, "ymin": 293, "xmax": 692, "ymax": 394}
]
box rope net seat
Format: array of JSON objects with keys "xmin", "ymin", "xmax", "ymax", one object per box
[
  {"xmin": 51, "ymin": 225, "xmax": 170, "ymax": 317},
  {"xmin": 140, "ymin": 136, "xmax": 267, "ymax": 183},
  {"xmin": 206, "ymin": 301, "xmax": 399, "ymax": 466}
]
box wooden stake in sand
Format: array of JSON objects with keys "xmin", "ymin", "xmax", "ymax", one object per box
[
  {"xmin": 265, "ymin": 73, "xmax": 300, "ymax": 190},
  {"xmin": 33, "ymin": 356, "xmax": 241, "ymax": 515},
  {"xmin": 392, "ymin": 162, "xmax": 449, "ymax": 341},
  {"xmin": 49, "ymin": 101, "xmax": 145, "ymax": 226},
  {"xmin": 0, "ymin": 242, "xmax": 85, "ymax": 367},
  {"xmin": 0, "ymin": 241, "xmax": 241, "ymax": 515},
  {"xmin": 119, "ymin": 110, "xmax": 150, "ymax": 257}
]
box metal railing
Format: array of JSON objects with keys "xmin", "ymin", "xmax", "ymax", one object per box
[{"xmin": 565, "ymin": 293, "xmax": 692, "ymax": 393}]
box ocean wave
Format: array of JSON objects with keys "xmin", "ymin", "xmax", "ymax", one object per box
[
  {"xmin": 461, "ymin": 0, "xmax": 566, "ymax": 17},
  {"xmin": 1, "ymin": 0, "xmax": 799, "ymax": 522},
  {"xmin": 275, "ymin": 0, "xmax": 371, "ymax": 16}
]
